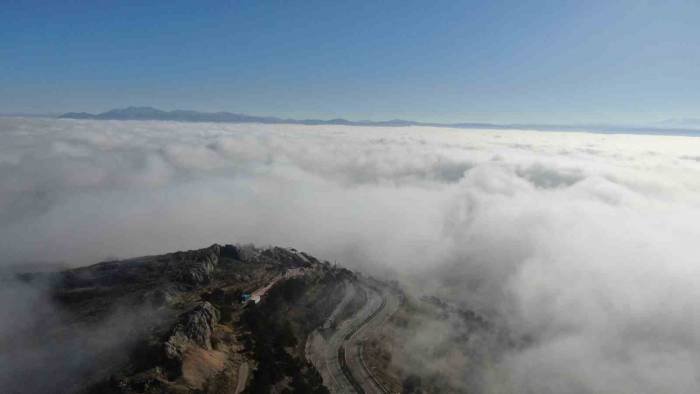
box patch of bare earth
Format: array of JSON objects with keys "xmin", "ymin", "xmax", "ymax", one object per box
[{"xmin": 181, "ymin": 347, "xmax": 227, "ymax": 389}]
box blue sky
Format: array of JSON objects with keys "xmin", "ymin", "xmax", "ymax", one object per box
[{"xmin": 1, "ymin": 0, "xmax": 699, "ymax": 124}]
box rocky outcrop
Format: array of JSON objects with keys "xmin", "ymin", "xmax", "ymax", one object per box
[
  {"xmin": 175, "ymin": 245, "xmax": 221, "ymax": 286},
  {"xmin": 12, "ymin": 243, "xmax": 351, "ymax": 393},
  {"xmin": 163, "ymin": 302, "xmax": 220, "ymax": 375},
  {"xmin": 261, "ymin": 247, "xmax": 319, "ymax": 267}
]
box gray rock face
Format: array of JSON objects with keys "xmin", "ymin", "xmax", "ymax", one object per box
[
  {"xmin": 261, "ymin": 246, "xmax": 319, "ymax": 267},
  {"xmin": 175, "ymin": 244, "xmax": 220, "ymax": 286},
  {"xmin": 180, "ymin": 301, "xmax": 220, "ymax": 349},
  {"xmin": 235, "ymin": 244, "xmax": 261, "ymax": 262},
  {"xmin": 164, "ymin": 302, "xmax": 220, "ymax": 363}
]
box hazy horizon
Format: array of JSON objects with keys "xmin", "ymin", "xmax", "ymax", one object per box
[{"xmin": 4, "ymin": 106, "xmax": 700, "ymax": 136}]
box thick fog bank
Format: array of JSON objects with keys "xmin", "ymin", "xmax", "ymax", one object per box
[{"xmin": 2, "ymin": 117, "xmax": 700, "ymax": 392}]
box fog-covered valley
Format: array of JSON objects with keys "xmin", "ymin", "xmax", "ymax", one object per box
[{"xmin": 3, "ymin": 117, "xmax": 700, "ymax": 393}]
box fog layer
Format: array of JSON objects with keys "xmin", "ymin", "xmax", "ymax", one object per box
[{"xmin": 2, "ymin": 117, "xmax": 700, "ymax": 393}]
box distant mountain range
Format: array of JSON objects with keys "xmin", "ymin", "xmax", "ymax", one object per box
[
  {"xmin": 656, "ymin": 118, "xmax": 700, "ymax": 127},
  {"xmin": 59, "ymin": 107, "xmax": 700, "ymax": 136},
  {"xmin": 59, "ymin": 106, "xmax": 502, "ymax": 128}
]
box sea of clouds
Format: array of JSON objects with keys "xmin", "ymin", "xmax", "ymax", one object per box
[{"xmin": 2, "ymin": 117, "xmax": 700, "ymax": 393}]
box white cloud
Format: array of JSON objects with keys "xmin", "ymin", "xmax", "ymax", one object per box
[{"xmin": 2, "ymin": 117, "xmax": 700, "ymax": 392}]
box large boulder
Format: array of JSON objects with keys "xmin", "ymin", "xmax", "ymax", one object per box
[{"xmin": 163, "ymin": 302, "xmax": 220, "ymax": 375}]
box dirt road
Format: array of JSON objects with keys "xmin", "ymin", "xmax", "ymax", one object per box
[{"xmin": 234, "ymin": 362, "xmax": 249, "ymax": 394}]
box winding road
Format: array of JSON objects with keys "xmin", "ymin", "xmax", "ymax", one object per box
[{"xmin": 306, "ymin": 278, "xmax": 400, "ymax": 393}]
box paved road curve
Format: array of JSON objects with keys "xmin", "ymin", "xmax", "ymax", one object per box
[
  {"xmin": 306, "ymin": 278, "xmax": 400, "ymax": 393},
  {"xmin": 344, "ymin": 284, "xmax": 401, "ymax": 394}
]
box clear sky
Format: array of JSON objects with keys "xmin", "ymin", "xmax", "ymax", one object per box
[{"xmin": 1, "ymin": 0, "xmax": 699, "ymax": 124}]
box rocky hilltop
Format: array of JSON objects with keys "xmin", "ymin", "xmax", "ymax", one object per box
[
  {"xmin": 5, "ymin": 244, "xmax": 354, "ymax": 394},
  {"xmin": 3, "ymin": 244, "xmax": 495, "ymax": 394}
]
